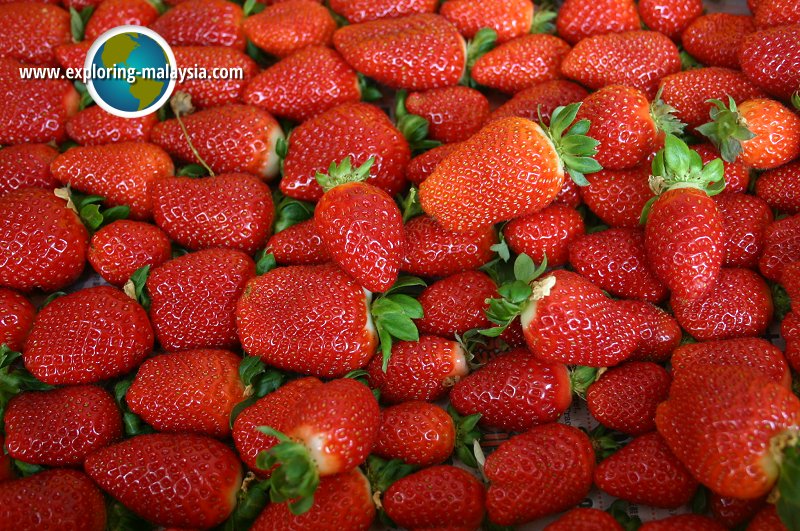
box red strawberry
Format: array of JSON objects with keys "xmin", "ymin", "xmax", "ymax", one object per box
[
  {"xmin": 671, "ymin": 337, "xmax": 791, "ymax": 388},
  {"xmin": 554, "ymin": 172, "xmax": 582, "ymax": 208},
  {"xmin": 329, "ymin": 0, "xmax": 437, "ymax": 24},
  {"xmin": 0, "ymin": 289, "xmax": 35, "ymax": 352},
  {"xmin": 781, "ymin": 261, "xmax": 800, "ymax": 308},
  {"xmin": 747, "ymin": 505, "xmax": 790, "ymax": 531},
  {"xmin": 0, "ymin": 3, "xmax": 70, "ymax": 65},
  {"xmin": 556, "ymin": 0, "xmax": 641, "ymax": 45},
  {"xmin": 85, "ymin": 0, "xmax": 159, "ymax": 40},
  {"xmin": 150, "ymin": 0, "xmax": 245, "ymax": 49},
  {"xmin": 569, "ymin": 228, "xmax": 669, "ymax": 303},
  {"xmin": 366, "ymin": 335, "xmax": 468, "ymax": 404},
  {"xmin": 243, "ymin": 0, "xmax": 335, "ymax": 58},
  {"xmin": 404, "ymin": 86, "xmax": 489, "ymax": 143},
  {"xmin": 638, "ymin": 0, "xmax": 702, "ymax": 40},
  {"xmin": 54, "ymin": 41, "xmax": 90, "ymax": 71},
  {"xmin": 415, "ymin": 270, "xmax": 495, "ymax": 338},
  {"xmin": 714, "ymin": 193, "xmax": 773, "ymax": 269},
  {"xmin": 51, "ymin": 142, "xmax": 174, "ymax": 220},
  {"xmin": 760, "ymin": 214, "xmax": 800, "ymax": 281},
  {"xmin": 5, "ymin": 385, "xmax": 121, "ymax": 466},
  {"xmin": 560, "ymin": 30, "xmax": 681, "ymax": 99},
  {"xmin": 618, "ymin": 299, "xmax": 681, "ymax": 362},
  {"xmin": 580, "ymin": 163, "xmax": 655, "ymax": 228},
  {"xmin": 172, "ymin": 46, "xmax": 258, "ymax": 109},
  {"xmin": 450, "ymin": 348, "xmax": 572, "ymax": 432},
  {"xmin": 594, "ymin": 432, "xmax": 698, "ymax": 508},
  {"xmin": 243, "ymin": 46, "xmax": 361, "ymax": 123},
  {"xmin": 148, "ymin": 248, "xmax": 254, "ymax": 351},
  {"xmin": 440, "ymin": 0, "xmax": 533, "ymax": 43},
  {"xmin": 0, "ymin": 188, "xmax": 88, "ymax": 292},
  {"xmin": 66, "ymin": 107, "xmax": 157, "ymax": 146},
  {"xmin": 373, "ymin": 401, "xmax": 455, "ymax": 466},
  {"xmin": 383, "ymin": 465, "xmax": 485, "ymax": 530},
  {"xmin": 504, "ymin": 203, "xmax": 585, "ymax": 267},
  {"xmin": 711, "ymin": 494, "xmax": 766, "ymax": 528},
  {"xmin": 545, "ymin": 508, "xmax": 624, "ymax": 531},
  {"xmin": 488, "ymin": 80, "xmax": 589, "ymax": 125},
  {"xmin": 694, "ymin": 142, "xmax": 751, "ymax": 194},
  {"xmin": 587, "ymin": 361, "xmax": 671, "ymax": 435},
  {"xmin": 640, "ymin": 514, "xmax": 728, "ymax": 531},
  {"xmin": 754, "ymin": 0, "xmax": 800, "ymax": 28},
  {"xmin": 401, "ymin": 214, "xmax": 497, "ymax": 277},
  {"xmin": 85, "ymin": 433, "xmax": 242, "ymax": 528},
  {"xmin": 756, "ymin": 161, "xmax": 800, "ymax": 215},
  {"xmin": 151, "ymin": 173, "xmax": 274, "ymax": 255},
  {"xmin": 0, "ymin": 436, "xmax": 12, "ymax": 482},
  {"xmin": 24, "ymin": 286, "xmax": 152, "ymax": 384},
  {"xmin": 252, "ymin": 468, "xmax": 375, "ymax": 531},
  {"xmin": 266, "ymin": 219, "xmax": 330, "ymax": 266},
  {"xmin": 783, "ymin": 310, "xmax": 800, "ymax": 372},
  {"xmin": 333, "ymin": 14, "xmax": 466, "ymax": 91},
  {"xmin": 236, "ymin": 264, "xmax": 377, "ymax": 377},
  {"xmin": 0, "ymin": 469, "xmax": 106, "ymax": 530},
  {"xmin": 485, "ymin": 424, "xmax": 594, "ymax": 526},
  {"xmin": 471, "ymin": 34, "xmax": 571, "ymax": 94},
  {"xmin": 0, "ymin": 144, "xmax": 58, "ymax": 197},
  {"xmin": 151, "ymin": 104, "xmax": 284, "ymax": 180},
  {"xmin": 405, "ymin": 142, "xmax": 462, "ymax": 186},
  {"xmin": 681, "ymin": 14, "xmax": 755, "ymax": 69},
  {"xmin": 87, "ymin": 220, "xmax": 172, "ymax": 287},
  {"xmin": 0, "ymin": 58, "xmax": 78, "ymax": 144},
  {"xmin": 281, "ymin": 102, "xmax": 409, "ymax": 201}
]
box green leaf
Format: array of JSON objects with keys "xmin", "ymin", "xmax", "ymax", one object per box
[
  {"xmin": 679, "ymin": 49, "xmax": 703, "ymax": 70},
  {"xmin": 385, "ymin": 294, "xmax": 424, "ymax": 319},
  {"xmin": 778, "ymin": 444, "xmax": 800, "ymax": 531},
  {"xmin": 569, "ymin": 365, "xmax": 599, "ymax": 397},
  {"xmin": 696, "ymin": 98, "xmax": 752, "ymax": 163},
  {"xmin": 793, "ymin": 92, "xmax": 800, "ymax": 112},
  {"xmin": 221, "ymin": 477, "xmax": 269, "ymax": 531},
  {"xmin": 40, "ymin": 292, "xmax": 66, "ymax": 309},
  {"xmin": 357, "ymin": 73, "xmax": 382, "ymax": 102},
  {"xmin": 242, "ymin": 0, "xmax": 265, "ymax": 15},
  {"xmin": 70, "ymin": 6, "xmax": 94, "ymax": 42},
  {"xmin": 79, "ymin": 204, "xmax": 104, "ymax": 231},
  {"xmin": 530, "ymin": 6, "xmax": 556, "ymax": 34},
  {"xmin": 397, "ymin": 187, "xmax": 423, "ymax": 223},
  {"xmin": 376, "ymin": 323, "xmax": 394, "ymax": 372},
  {"xmin": 461, "ymin": 27, "xmax": 497, "ymax": 86},
  {"xmin": 607, "ymin": 500, "xmax": 642, "ymax": 531},
  {"xmin": 384, "ymin": 275, "xmax": 426, "ymax": 295},
  {"xmin": 377, "ymin": 314, "xmax": 419, "ymax": 342},
  {"xmin": 177, "ymin": 163, "xmax": 210, "ymax": 177},
  {"xmin": 450, "ymin": 406, "xmax": 482, "ymax": 469},
  {"xmin": 315, "ymin": 156, "xmax": 375, "ymax": 192},
  {"xmin": 490, "ymin": 234, "xmax": 511, "ymax": 262},
  {"xmin": 106, "ymin": 499, "xmax": 155, "ymax": 531},
  {"xmin": 254, "ymin": 433, "xmax": 319, "ymax": 515},
  {"xmin": 650, "ymin": 96, "xmax": 686, "ymax": 136},
  {"xmin": 124, "ymin": 265, "xmax": 151, "ymax": 310},
  {"xmin": 245, "ymin": 40, "xmax": 270, "ymax": 66},
  {"xmin": 254, "ymin": 250, "xmax": 276, "ymax": 276},
  {"xmin": 13, "ymin": 460, "xmax": 45, "ymax": 477},
  {"xmin": 394, "ymin": 89, "xmax": 408, "ymax": 121},
  {"xmin": 272, "ymin": 191, "xmax": 315, "ymax": 233},
  {"xmin": 513, "ymin": 253, "xmax": 535, "ymax": 283},
  {"xmin": 690, "ymin": 485, "xmax": 709, "ymax": 514}
]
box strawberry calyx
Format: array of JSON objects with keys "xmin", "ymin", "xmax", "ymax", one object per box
[
  {"xmin": 357, "ymin": 73, "xmax": 383, "ymax": 102},
  {"xmin": 113, "ymin": 376, "xmax": 154, "ymax": 437},
  {"xmin": 123, "ymin": 265, "xmax": 151, "ymax": 310},
  {"xmin": 587, "ymin": 424, "xmax": 627, "ymax": 461},
  {"xmin": 650, "ymin": 89, "xmax": 686, "ymax": 137},
  {"xmin": 255, "ymin": 426, "xmax": 320, "ymax": 515},
  {"xmin": 242, "ymin": 0, "xmax": 265, "ymax": 16},
  {"xmin": 570, "ymin": 365, "xmax": 600, "ymax": 398},
  {"xmin": 396, "ymin": 186, "xmax": 424, "ymax": 223},
  {"xmin": 607, "ymin": 500, "xmax": 643, "ymax": 531},
  {"xmin": 314, "ymin": 156, "xmax": 375, "ymax": 193},
  {"xmin": 461, "ymin": 28, "xmax": 498, "ymax": 87},
  {"xmin": 543, "ymin": 102, "xmax": 602, "ymax": 186},
  {"xmin": 0, "ymin": 344, "xmax": 53, "ymax": 431},
  {"xmin": 254, "ymin": 250, "xmax": 277, "ymax": 275},
  {"xmin": 371, "ymin": 276, "xmax": 426, "ymax": 371},
  {"xmin": 69, "ymin": 6, "xmax": 94, "ymax": 43},
  {"xmin": 222, "ymin": 471, "xmax": 270, "ymax": 531},
  {"xmin": 530, "ymin": 4, "xmax": 557, "ymax": 35},
  {"xmin": 272, "ymin": 191, "xmax": 315, "ymax": 233},
  {"xmin": 229, "ymin": 356, "xmax": 285, "ymax": 427},
  {"xmin": 696, "ymin": 97, "xmax": 757, "ymax": 163},
  {"xmin": 772, "ymin": 429, "xmax": 800, "ymax": 530},
  {"xmin": 792, "ymin": 92, "xmax": 800, "ymax": 112},
  {"xmin": 54, "ymin": 187, "xmax": 130, "ymax": 233},
  {"xmin": 394, "ymin": 90, "xmax": 441, "ymax": 154},
  {"xmin": 480, "ymin": 253, "xmax": 547, "ymax": 337},
  {"xmin": 449, "ymin": 406, "xmax": 483, "ymax": 469},
  {"xmin": 365, "ymin": 455, "xmax": 417, "ymax": 527}
]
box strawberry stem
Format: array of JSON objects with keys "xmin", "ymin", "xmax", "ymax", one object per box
[
  {"xmin": 569, "ymin": 365, "xmax": 599, "ymax": 398},
  {"xmin": 695, "ymin": 97, "xmax": 756, "ymax": 163},
  {"xmin": 170, "ymin": 92, "xmax": 215, "ymax": 177},
  {"xmin": 314, "ymin": 156, "xmax": 375, "ymax": 192},
  {"xmin": 255, "ymin": 426, "xmax": 319, "ymax": 515},
  {"xmin": 543, "ymin": 103, "xmax": 602, "ymax": 186},
  {"xmin": 480, "ymin": 254, "xmax": 546, "ymax": 337}
]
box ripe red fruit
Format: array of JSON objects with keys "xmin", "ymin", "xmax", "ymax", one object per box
[
  {"xmin": 266, "ymin": 219, "xmax": 330, "ymax": 266},
  {"xmin": 0, "ymin": 144, "xmax": 58, "ymax": 197},
  {"xmin": 738, "ymin": 25, "xmax": 800, "ymax": 101},
  {"xmin": 638, "ymin": 0, "xmax": 703, "ymax": 40},
  {"xmin": 329, "ymin": 0, "xmax": 437, "ymax": 23},
  {"xmin": 714, "ymin": 193, "xmax": 773, "ymax": 269},
  {"xmin": 545, "ymin": 508, "xmax": 624, "ymax": 531},
  {"xmin": 415, "ymin": 270, "xmax": 496, "ymax": 338},
  {"xmin": 84, "ymin": 0, "xmax": 159, "ymax": 40},
  {"xmin": 373, "ymin": 401, "xmax": 455, "ymax": 466},
  {"xmin": 618, "ymin": 299, "xmax": 681, "ymax": 362},
  {"xmin": 489, "ymin": 80, "xmax": 589, "ymax": 125},
  {"xmin": 640, "ymin": 514, "xmax": 728, "ymax": 530},
  {"xmin": 0, "ymin": 289, "xmax": 35, "ymax": 352},
  {"xmin": 66, "ymin": 106, "xmax": 157, "ymax": 146},
  {"xmin": 404, "ymin": 86, "xmax": 490, "ymax": 143},
  {"xmin": 242, "ymin": 0, "xmax": 336, "ymax": 58},
  {"xmin": 149, "ymin": 0, "xmax": 245, "ymax": 49},
  {"xmin": 0, "ymin": 3, "xmax": 70, "ymax": 65},
  {"xmin": 88, "ymin": 220, "xmax": 171, "ymax": 287},
  {"xmin": 405, "ymin": 142, "xmax": 463, "ymax": 186},
  {"xmin": 504, "ymin": 203, "xmax": 585, "ymax": 267},
  {"xmin": 557, "ymin": 0, "xmax": 641, "ymax": 45},
  {"xmin": 580, "ymin": 163, "xmax": 655, "ymax": 228},
  {"xmin": 694, "ymin": 142, "xmax": 751, "ymax": 194},
  {"xmin": 710, "ymin": 494, "xmax": 766, "ymax": 528},
  {"xmin": 24, "ymin": 286, "xmax": 153, "ymax": 385},
  {"xmin": 784, "ymin": 311, "xmax": 800, "ymax": 373},
  {"xmin": 681, "ymin": 13, "xmax": 756, "ymax": 69},
  {"xmin": 754, "ymin": 0, "xmax": 800, "ymax": 28},
  {"xmin": 440, "ymin": 0, "xmax": 533, "ymax": 43},
  {"xmin": 172, "ymin": 46, "xmax": 258, "ymax": 109},
  {"xmin": 756, "ymin": 161, "xmax": 800, "ymax": 215},
  {"xmin": 760, "ymin": 214, "xmax": 800, "ymax": 281}
]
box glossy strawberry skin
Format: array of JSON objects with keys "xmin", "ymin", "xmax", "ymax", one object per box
[
  {"xmin": 384, "ymin": 465, "xmax": 485, "ymax": 530},
  {"xmin": 24, "ymin": 286, "xmax": 153, "ymax": 385},
  {"xmin": 150, "ymin": 0, "xmax": 245, "ymax": 49},
  {"xmin": 638, "ymin": 0, "xmax": 703, "ymax": 40},
  {"xmin": 738, "ymin": 25, "xmax": 800, "ymax": 101},
  {"xmin": 681, "ymin": 13, "xmax": 755, "ymax": 69},
  {"xmin": 488, "ymin": 80, "xmax": 589, "ymax": 126},
  {"xmin": 151, "ymin": 174, "xmax": 274, "ymax": 255},
  {"xmin": 618, "ymin": 299, "xmax": 681, "ymax": 362},
  {"xmin": 281, "ymin": 102, "xmax": 410, "ymax": 201},
  {"xmin": 450, "ymin": 349, "xmax": 572, "ymax": 432},
  {"xmin": 545, "ymin": 508, "xmax": 624, "ymax": 531},
  {"xmin": 84, "ymin": 0, "xmax": 158, "ymax": 40},
  {"xmin": 329, "ymin": 0, "xmax": 437, "ymax": 23},
  {"xmin": 147, "ymin": 248, "xmax": 255, "ymax": 352},
  {"xmin": 172, "ymin": 46, "xmax": 258, "ymax": 109},
  {"xmin": 88, "ymin": 220, "xmax": 172, "ymax": 287},
  {"xmin": 440, "ymin": 0, "xmax": 532, "ymax": 43},
  {"xmin": 784, "ymin": 310, "xmax": 800, "ymax": 373},
  {"xmin": 405, "ymin": 142, "xmax": 462, "ymax": 186},
  {"xmin": 415, "ymin": 270, "xmax": 496, "ymax": 338},
  {"xmin": 333, "ymin": 14, "xmax": 466, "ymax": 91},
  {"xmin": 0, "ymin": 469, "xmax": 106, "ymax": 531},
  {"xmin": 735, "ymin": 99, "xmax": 800, "ymax": 170},
  {"xmin": 54, "ymin": 41, "xmax": 90, "ymax": 71},
  {"xmin": 0, "ymin": 3, "xmax": 70, "ymax": 65},
  {"xmin": 0, "ymin": 289, "xmax": 35, "ymax": 352},
  {"xmin": 640, "ymin": 514, "xmax": 728, "ymax": 531},
  {"xmin": 0, "ymin": 144, "xmax": 59, "ymax": 197},
  {"xmin": 557, "ymin": 0, "xmax": 641, "ymax": 45},
  {"xmin": 242, "ymin": 0, "xmax": 336, "ymax": 58},
  {"xmin": 5, "ymin": 385, "xmax": 121, "ymax": 466},
  {"xmin": 485, "ymin": 424, "xmax": 595, "ymax": 526},
  {"xmin": 595, "ymin": 432, "xmax": 697, "ymax": 508},
  {"xmin": 754, "ymin": 0, "xmax": 800, "ymax": 28},
  {"xmin": 373, "ymin": 401, "xmax": 455, "ymax": 466},
  {"xmin": 710, "ymin": 494, "xmax": 766, "ymax": 528},
  {"xmin": 84, "ymin": 433, "xmax": 242, "ymax": 529},
  {"xmin": 66, "ymin": 107, "xmax": 157, "ymax": 146},
  {"xmin": 504, "ymin": 204, "xmax": 585, "ymax": 267},
  {"xmin": 236, "ymin": 264, "xmax": 377, "ymax": 377},
  {"xmin": 714, "ymin": 193, "xmax": 773, "ymax": 269},
  {"xmin": 580, "ymin": 164, "xmax": 655, "ymax": 228},
  {"xmin": 756, "ymin": 161, "xmax": 800, "ymax": 215},
  {"xmin": 0, "ymin": 188, "xmax": 88, "ymax": 292},
  {"xmin": 405, "ymin": 86, "xmax": 490, "ymax": 143},
  {"xmin": 760, "ymin": 214, "xmax": 800, "ymax": 281},
  {"xmin": 266, "ymin": 219, "xmax": 331, "ymax": 266}
]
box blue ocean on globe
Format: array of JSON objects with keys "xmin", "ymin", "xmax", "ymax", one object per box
[{"xmin": 90, "ymin": 32, "xmax": 172, "ymax": 113}]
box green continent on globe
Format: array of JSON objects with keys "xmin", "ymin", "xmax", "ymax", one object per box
[
  {"xmin": 130, "ymin": 77, "xmax": 165, "ymax": 110},
  {"xmin": 100, "ymin": 33, "xmax": 140, "ymax": 69}
]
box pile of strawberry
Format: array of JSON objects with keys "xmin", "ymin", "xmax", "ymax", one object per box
[{"xmin": 1, "ymin": 0, "xmax": 800, "ymax": 529}]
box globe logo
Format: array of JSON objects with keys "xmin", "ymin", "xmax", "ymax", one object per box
[{"xmin": 84, "ymin": 26, "xmax": 177, "ymax": 118}]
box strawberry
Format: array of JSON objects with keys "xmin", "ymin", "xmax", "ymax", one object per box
[
  {"xmin": 281, "ymin": 102, "xmax": 409, "ymax": 201},
  {"xmin": 580, "ymin": 163, "xmax": 655, "ymax": 228},
  {"xmin": 366, "ymin": 335, "xmax": 468, "ymax": 404},
  {"xmin": 87, "ymin": 220, "xmax": 172, "ymax": 287},
  {"xmin": 714, "ymin": 193, "xmax": 773, "ymax": 269},
  {"xmin": 545, "ymin": 508, "xmax": 625, "ymax": 531},
  {"xmin": 333, "ymin": 14, "xmax": 466, "ymax": 91},
  {"xmin": 485, "ymin": 424, "xmax": 594, "ymax": 526},
  {"xmin": 415, "ymin": 270, "xmax": 495, "ymax": 338},
  {"xmin": 756, "ymin": 162, "xmax": 800, "ymax": 215},
  {"xmin": 760, "ymin": 214, "xmax": 800, "ymax": 281},
  {"xmin": 618, "ymin": 299, "xmax": 681, "ymax": 362},
  {"xmin": 151, "ymin": 104, "xmax": 284, "ymax": 180},
  {"xmin": 382, "ymin": 465, "xmax": 485, "ymax": 530},
  {"xmin": 0, "ymin": 436, "xmax": 11, "ymax": 483},
  {"xmin": 0, "ymin": 144, "xmax": 58, "ymax": 197},
  {"xmin": 243, "ymin": 0, "xmax": 336, "ymax": 58},
  {"xmin": 569, "ymin": 228, "xmax": 669, "ymax": 303},
  {"xmin": 504, "ymin": 203, "xmax": 585, "ymax": 267},
  {"xmin": 560, "ymin": 30, "xmax": 681, "ymax": 99},
  {"xmin": 54, "ymin": 41, "xmax": 90, "ymax": 71},
  {"xmin": 148, "ymin": 248, "xmax": 255, "ymax": 351},
  {"xmin": 150, "ymin": 0, "xmax": 245, "ymax": 49},
  {"xmin": 405, "ymin": 142, "xmax": 462, "ymax": 185},
  {"xmin": 252, "ymin": 468, "xmax": 375, "ymax": 531},
  {"xmin": 0, "ymin": 3, "xmax": 70, "ymax": 65},
  {"xmin": 0, "ymin": 469, "xmax": 106, "ymax": 530},
  {"xmin": 51, "ymin": 142, "xmax": 174, "ymax": 220},
  {"xmin": 401, "ymin": 214, "xmax": 497, "ymax": 277},
  {"xmin": 0, "ymin": 188, "xmax": 88, "ymax": 292},
  {"xmin": 783, "ymin": 310, "xmax": 800, "ymax": 373},
  {"xmin": 587, "ymin": 361, "xmax": 671, "ymax": 435},
  {"xmin": 681, "ymin": 14, "xmax": 756, "ymax": 69},
  {"xmin": 711, "ymin": 494, "xmax": 766, "ymax": 528},
  {"xmin": 151, "ymin": 173, "xmax": 274, "ymax": 255},
  {"xmin": 554, "ymin": 172, "xmax": 582, "ymax": 208},
  {"xmin": 172, "ymin": 46, "xmax": 258, "ymax": 109},
  {"xmin": 556, "ymin": 0, "xmax": 641, "ymax": 45},
  {"xmin": 488, "ymin": 79, "xmax": 589, "ymax": 125},
  {"xmin": 313, "ymin": 159, "xmax": 405, "ymax": 292},
  {"xmin": 594, "ymin": 432, "xmax": 698, "ymax": 508},
  {"xmin": 638, "ymin": 0, "xmax": 703, "ymax": 41},
  {"xmin": 698, "ymin": 98, "xmax": 800, "ymax": 170},
  {"xmin": 450, "ymin": 348, "xmax": 572, "ymax": 432},
  {"xmin": 747, "ymin": 505, "xmax": 789, "ymax": 531},
  {"xmin": 373, "ymin": 401, "xmax": 455, "ymax": 466},
  {"xmin": 66, "ymin": 107, "xmax": 157, "ymax": 146},
  {"xmin": 85, "ymin": 0, "xmax": 159, "ymax": 40},
  {"xmin": 419, "ymin": 106, "xmax": 600, "ymax": 232},
  {"xmin": 403, "ymin": 86, "xmax": 490, "ymax": 143},
  {"xmin": 781, "ymin": 261, "xmax": 800, "ymax": 308},
  {"xmin": 0, "ymin": 289, "xmax": 35, "ymax": 352},
  {"xmin": 672, "ymin": 338, "xmax": 791, "ymax": 388},
  {"xmin": 85, "ymin": 433, "xmax": 242, "ymax": 528},
  {"xmin": 694, "ymin": 142, "xmax": 751, "ymax": 194},
  {"xmin": 440, "ymin": 0, "xmax": 533, "ymax": 43},
  {"xmin": 640, "ymin": 515, "xmax": 728, "ymax": 530},
  {"xmin": 330, "ymin": 0, "xmax": 437, "ymax": 24},
  {"xmin": 266, "ymin": 219, "xmax": 330, "ymax": 266},
  {"xmin": 236, "ymin": 263, "xmax": 377, "ymax": 377},
  {"xmin": 471, "ymin": 34, "xmax": 572, "ymax": 94},
  {"xmin": 0, "ymin": 58, "xmax": 78, "ymax": 144},
  {"xmin": 5, "ymin": 385, "xmax": 121, "ymax": 466},
  {"xmin": 754, "ymin": 0, "xmax": 800, "ymax": 28},
  {"xmin": 243, "ymin": 46, "xmax": 361, "ymax": 123}
]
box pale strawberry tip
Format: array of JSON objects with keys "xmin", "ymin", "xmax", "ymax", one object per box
[
  {"xmin": 696, "ymin": 96, "xmax": 757, "ymax": 163},
  {"xmin": 543, "ymin": 102, "xmax": 603, "ymax": 187},
  {"xmin": 255, "ymin": 425, "xmax": 320, "ymax": 515}
]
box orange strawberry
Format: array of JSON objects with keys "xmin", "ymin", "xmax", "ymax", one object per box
[
  {"xmin": 440, "ymin": 0, "xmax": 534, "ymax": 43},
  {"xmin": 405, "ymin": 142, "xmax": 462, "ymax": 186},
  {"xmin": 556, "ymin": 0, "xmax": 641, "ymax": 45},
  {"xmin": 681, "ymin": 13, "xmax": 756, "ymax": 69},
  {"xmin": 0, "ymin": 144, "xmax": 58, "ymax": 197},
  {"xmin": 504, "ymin": 203, "xmax": 585, "ymax": 267},
  {"xmin": 66, "ymin": 106, "xmax": 157, "ymax": 146},
  {"xmin": 754, "ymin": 0, "xmax": 800, "ymax": 29}
]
